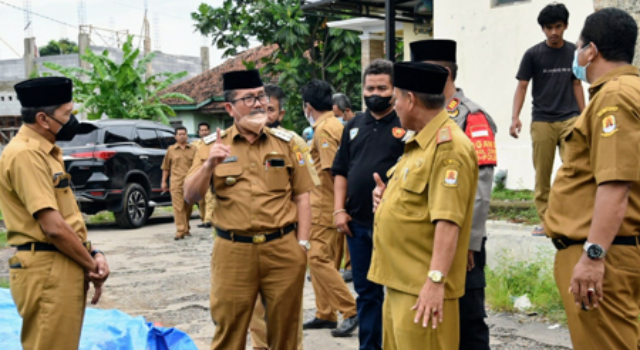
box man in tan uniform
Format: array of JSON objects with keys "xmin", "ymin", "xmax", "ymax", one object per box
[
  {"xmin": 249, "ymin": 84, "xmax": 317, "ymax": 350},
  {"xmin": 162, "ymin": 126, "xmax": 197, "ymax": 240},
  {"xmin": 369, "ymin": 62, "xmax": 478, "ymax": 350},
  {"xmin": 192, "ymin": 122, "xmax": 214, "ymax": 228},
  {"xmin": 184, "ymin": 69, "xmax": 314, "ymax": 350},
  {"xmin": 301, "ymin": 79, "xmax": 358, "ymax": 337},
  {"xmin": 545, "ymin": 9, "xmax": 640, "ymax": 350},
  {"xmin": 0, "ymin": 77, "xmax": 110, "ymax": 350}
]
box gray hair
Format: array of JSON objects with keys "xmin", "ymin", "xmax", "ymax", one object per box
[{"xmin": 332, "ymin": 93, "xmax": 351, "ymax": 112}]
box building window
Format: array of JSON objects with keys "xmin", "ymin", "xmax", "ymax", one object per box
[
  {"xmin": 0, "ymin": 96, "xmax": 4, "ymax": 102},
  {"xmin": 494, "ymin": 0, "xmax": 528, "ymax": 6},
  {"xmin": 8, "ymin": 96, "xmax": 12, "ymax": 101},
  {"xmin": 169, "ymin": 120, "xmax": 183, "ymax": 129}
]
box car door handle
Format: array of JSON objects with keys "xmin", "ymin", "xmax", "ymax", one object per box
[{"xmin": 139, "ymin": 155, "xmax": 148, "ymax": 160}]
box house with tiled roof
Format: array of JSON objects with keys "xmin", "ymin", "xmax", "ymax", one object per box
[{"xmin": 163, "ymin": 45, "xmax": 277, "ymax": 133}]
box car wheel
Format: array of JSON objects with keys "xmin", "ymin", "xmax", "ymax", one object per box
[{"xmin": 114, "ymin": 183, "xmax": 149, "ymax": 229}]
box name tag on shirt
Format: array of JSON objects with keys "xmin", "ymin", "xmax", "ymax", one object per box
[{"xmin": 222, "ymin": 156, "xmax": 238, "ymax": 164}]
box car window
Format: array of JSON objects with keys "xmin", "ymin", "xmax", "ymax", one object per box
[
  {"xmin": 158, "ymin": 130, "xmax": 176, "ymax": 149},
  {"xmin": 104, "ymin": 126, "xmax": 134, "ymax": 144},
  {"xmin": 57, "ymin": 129, "xmax": 99, "ymax": 148},
  {"xmin": 136, "ymin": 129, "xmax": 162, "ymax": 149}
]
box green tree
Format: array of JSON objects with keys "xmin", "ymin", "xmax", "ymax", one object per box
[
  {"xmin": 43, "ymin": 35, "xmax": 193, "ymax": 124},
  {"xmin": 192, "ymin": 0, "xmax": 362, "ymax": 133},
  {"xmin": 39, "ymin": 38, "xmax": 79, "ymax": 57}
]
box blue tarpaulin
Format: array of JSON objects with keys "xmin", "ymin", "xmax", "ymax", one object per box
[{"xmin": 0, "ymin": 288, "xmax": 199, "ymax": 350}]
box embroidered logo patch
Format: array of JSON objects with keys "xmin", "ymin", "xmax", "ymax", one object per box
[
  {"xmin": 322, "ymin": 139, "xmax": 330, "ymax": 148},
  {"xmin": 443, "ymin": 170, "xmax": 459, "ymax": 187},
  {"xmin": 296, "ymin": 152, "xmax": 305, "ymax": 166},
  {"xmin": 350, "ymin": 128, "xmax": 359, "ymax": 140},
  {"xmin": 602, "ymin": 115, "xmax": 617, "ymax": 136},
  {"xmin": 392, "ymin": 127, "xmax": 406, "ymax": 139}
]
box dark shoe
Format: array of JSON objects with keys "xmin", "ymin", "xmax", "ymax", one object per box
[
  {"xmin": 307, "ymin": 274, "xmax": 312, "ymax": 282},
  {"xmin": 342, "ymin": 269, "xmax": 353, "ymax": 283},
  {"xmin": 204, "ymin": 222, "xmax": 212, "ymax": 228},
  {"xmin": 197, "ymin": 223, "xmax": 207, "ymax": 228},
  {"xmin": 303, "ymin": 318, "xmax": 337, "ymax": 330},
  {"xmin": 174, "ymin": 236, "xmax": 183, "ymax": 241},
  {"xmin": 331, "ymin": 316, "xmax": 358, "ymax": 337}
]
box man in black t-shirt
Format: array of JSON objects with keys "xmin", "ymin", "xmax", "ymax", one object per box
[
  {"xmin": 510, "ymin": 3, "xmax": 586, "ymax": 236},
  {"xmin": 332, "ymin": 59, "xmax": 406, "ymax": 350}
]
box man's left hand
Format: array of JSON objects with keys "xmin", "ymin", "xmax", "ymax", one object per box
[
  {"xmin": 570, "ymin": 255, "xmax": 604, "ymax": 310},
  {"xmin": 88, "ymin": 253, "xmax": 110, "ymax": 284},
  {"xmin": 412, "ymin": 280, "xmax": 445, "ymax": 328},
  {"xmin": 467, "ymin": 250, "xmax": 475, "ymax": 271}
]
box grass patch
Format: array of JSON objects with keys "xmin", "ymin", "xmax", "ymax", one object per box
[
  {"xmin": 0, "ymin": 230, "xmax": 7, "ymax": 248},
  {"xmin": 489, "ymin": 205, "xmax": 540, "ymax": 225},
  {"xmin": 491, "ymin": 187, "xmax": 534, "ymax": 201},
  {"xmin": 0, "ymin": 208, "xmax": 3, "ymax": 221},
  {"xmin": 85, "ymin": 211, "xmax": 115, "ymax": 224},
  {"xmin": 158, "ymin": 206, "xmax": 174, "ymax": 213},
  {"xmin": 486, "ymin": 250, "xmax": 565, "ymax": 324},
  {"xmin": 0, "ymin": 278, "xmax": 8, "ymax": 289}
]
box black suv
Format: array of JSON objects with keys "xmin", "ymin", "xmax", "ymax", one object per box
[{"xmin": 58, "ymin": 120, "xmax": 177, "ymax": 228}]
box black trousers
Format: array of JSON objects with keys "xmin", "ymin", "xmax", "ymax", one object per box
[{"xmin": 459, "ymin": 238, "xmax": 490, "ymax": 350}]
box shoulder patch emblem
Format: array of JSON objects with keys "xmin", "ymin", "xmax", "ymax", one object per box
[
  {"xmin": 296, "ymin": 152, "xmax": 305, "ymax": 166},
  {"xmin": 447, "ymin": 98, "xmax": 460, "ymax": 112},
  {"xmin": 203, "ymin": 132, "xmax": 219, "ymax": 145},
  {"xmin": 322, "ymin": 139, "xmax": 330, "ymax": 148},
  {"xmin": 437, "ymin": 126, "xmax": 453, "ymax": 144},
  {"xmin": 443, "ymin": 169, "xmax": 459, "ymax": 188},
  {"xmin": 392, "ymin": 127, "xmax": 406, "ymax": 139},
  {"xmin": 597, "ymin": 106, "xmax": 619, "ymax": 117},
  {"xmin": 350, "ymin": 128, "xmax": 359, "ymax": 140},
  {"xmin": 402, "ymin": 130, "xmax": 415, "ymax": 142},
  {"xmin": 270, "ymin": 128, "xmax": 293, "ymax": 142},
  {"xmin": 602, "ymin": 115, "xmax": 618, "ymax": 137}
]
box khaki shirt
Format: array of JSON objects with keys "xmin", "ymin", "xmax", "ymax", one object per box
[
  {"xmin": 310, "ymin": 112, "xmax": 344, "ymax": 226},
  {"xmin": 546, "ymin": 66, "xmax": 640, "ymax": 240},
  {"xmin": 191, "ymin": 139, "xmax": 204, "ymax": 148},
  {"xmin": 276, "ymin": 126, "xmax": 321, "ymax": 187},
  {"xmin": 368, "ymin": 111, "xmax": 478, "ymax": 298},
  {"xmin": 0, "ymin": 126, "xmax": 88, "ymax": 245},
  {"xmin": 188, "ymin": 125, "xmax": 315, "ymax": 233},
  {"xmin": 162, "ymin": 143, "xmax": 196, "ymax": 189}
]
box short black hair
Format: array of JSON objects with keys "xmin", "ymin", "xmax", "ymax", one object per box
[
  {"xmin": 333, "ymin": 93, "xmax": 351, "ymax": 112},
  {"xmin": 223, "ymin": 90, "xmax": 236, "ymax": 102},
  {"xmin": 400, "ymin": 89, "xmax": 445, "ymax": 110},
  {"xmin": 363, "ymin": 59, "xmax": 393, "ymax": 85},
  {"xmin": 580, "ymin": 8, "xmax": 638, "ymax": 64},
  {"xmin": 264, "ymin": 84, "xmax": 286, "ymax": 111},
  {"xmin": 198, "ymin": 122, "xmax": 210, "ymax": 130},
  {"xmin": 300, "ymin": 79, "xmax": 333, "ymax": 112},
  {"xmin": 21, "ymin": 105, "xmax": 61, "ymax": 124},
  {"xmin": 175, "ymin": 126, "xmax": 187, "ymax": 134},
  {"xmin": 538, "ymin": 3, "xmax": 569, "ymax": 27},
  {"xmin": 431, "ymin": 61, "xmax": 458, "ymax": 82}
]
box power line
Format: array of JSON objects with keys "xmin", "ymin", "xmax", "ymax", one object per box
[{"xmin": 0, "ymin": 0, "xmax": 77, "ymax": 29}]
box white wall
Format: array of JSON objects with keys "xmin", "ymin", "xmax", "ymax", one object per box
[{"xmin": 433, "ymin": 0, "xmax": 592, "ymax": 189}]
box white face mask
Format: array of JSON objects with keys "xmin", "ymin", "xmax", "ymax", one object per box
[
  {"xmin": 232, "ymin": 105, "xmax": 268, "ymax": 135},
  {"xmin": 303, "ymin": 102, "xmax": 315, "ymax": 126}
]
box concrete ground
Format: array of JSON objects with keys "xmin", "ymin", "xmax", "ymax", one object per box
[{"xmin": 0, "ymin": 216, "xmax": 572, "ymax": 349}]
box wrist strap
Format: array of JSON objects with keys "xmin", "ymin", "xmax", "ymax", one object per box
[
  {"xmin": 333, "ymin": 209, "xmax": 346, "ymax": 216},
  {"xmin": 91, "ymin": 249, "xmax": 105, "ymax": 258}
]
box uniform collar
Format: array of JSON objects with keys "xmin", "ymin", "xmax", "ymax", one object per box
[
  {"xmin": 365, "ymin": 109, "xmax": 397, "ymax": 124},
  {"xmin": 229, "ymin": 124, "xmax": 268, "ymax": 141},
  {"xmin": 409, "ymin": 110, "xmax": 450, "ymax": 150},
  {"xmin": 312, "ymin": 111, "xmax": 335, "ymax": 129},
  {"xmin": 173, "ymin": 142, "xmax": 191, "ymax": 150},
  {"xmin": 17, "ymin": 125, "xmax": 58, "ymax": 155},
  {"xmin": 589, "ymin": 65, "xmax": 639, "ymax": 98}
]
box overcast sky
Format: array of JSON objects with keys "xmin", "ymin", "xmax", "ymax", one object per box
[{"xmin": 0, "ymin": 0, "xmax": 243, "ymax": 67}]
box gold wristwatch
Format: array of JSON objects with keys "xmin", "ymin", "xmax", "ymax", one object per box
[{"xmin": 428, "ymin": 270, "xmax": 444, "ymax": 283}]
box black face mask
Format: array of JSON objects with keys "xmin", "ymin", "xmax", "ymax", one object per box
[
  {"xmin": 267, "ymin": 120, "xmax": 281, "ymax": 128},
  {"xmin": 47, "ymin": 113, "xmax": 80, "ymax": 142},
  {"xmin": 365, "ymin": 95, "xmax": 393, "ymax": 113}
]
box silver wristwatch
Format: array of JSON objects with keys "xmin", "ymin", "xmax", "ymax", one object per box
[
  {"xmin": 583, "ymin": 242, "xmax": 606, "ymax": 260},
  {"xmin": 299, "ymin": 240, "xmax": 311, "ymax": 250}
]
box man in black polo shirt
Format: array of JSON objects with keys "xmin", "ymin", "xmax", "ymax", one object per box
[{"xmin": 332, "ymin": 59, "xmax": 406, "ymax": 350}]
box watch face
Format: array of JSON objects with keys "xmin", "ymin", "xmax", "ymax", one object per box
[{"xmin": 587, "ymin": 244, "xmax": 604, "ymax": 259}]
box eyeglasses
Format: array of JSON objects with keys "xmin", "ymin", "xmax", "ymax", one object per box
[{"xmin": 231, "ymin": 95, "xmax": 270, "ymax": 107}]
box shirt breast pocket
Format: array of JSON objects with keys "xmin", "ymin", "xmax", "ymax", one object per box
[
  {"xmin": 213, "ymin": 163, "xmax": 243, "ymax": 196},
  {"xmin": 53, "ymin": 173, "xmax": 77, "ymax": 218},
  {"xmin": 394, "ymin": 176, "xmax": 429, "ymax": 218},
  {"xmin": 264, "ymin": 154, "xmax": 291, "ymax": 192}
]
